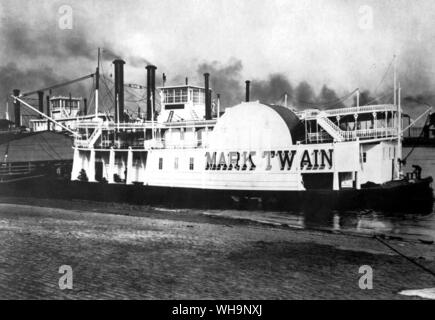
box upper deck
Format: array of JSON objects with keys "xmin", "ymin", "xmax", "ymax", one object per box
[
  {"xmin": 297, "ymin": 104, "xmax": 399, "ymax": 144},
  {"xmin": 74, "ymin": 119, "xmax": 217, "ymax": 149},
  {"xmin": 73, "ymin": 102, "xmax": 400, "ymax": 150},
  {"xmin": 158, "ymin": 85, "xmax": 210, "ymax": 122}
]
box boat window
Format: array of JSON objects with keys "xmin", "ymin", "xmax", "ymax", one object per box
[
  {"xmin": 192, "ymin": 89, "xmax": 205, "ymax": 105},
  {"xmin": 159, "ymin": 158, "xmax": 163, "ymax": 170},
  {"xmin": 181, "ymin": 88, "xmax": 188, "ymax": 102},
  {"xmin": 189, "ymin": 157, "xmax": 194, "ymax": 170},
  {"xmin": 174, "ymin": 89, "xmax": 181, "ymax": 103},
  {"xmin": 174, "ymin": 157, "xmax": 179, "ymax": 169},
  {"xmin": 362, "ymin": 152, "xmax": 367, "ymax": 163},
  {"xmin": 164, "ymin": 88, "xmax": 189, "ymax": 104}
]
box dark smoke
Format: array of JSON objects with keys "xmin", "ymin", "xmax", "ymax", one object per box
[
  {"xmin": 196, "ymin": 59, "xmax": 244, "ymax": 108},
  {"xmin": 194, "ymin": 58, "xmax": 353, "ymax": 111},
  {"xmin": 353, "ymin": 90, "xmax": 378, "ymax": 107},
  {"xmin": 0, "ymin": 12, "xmax": 101, "ymax": 118},
  {"xmin": 251, "ymin": 74, "xmax": 293, "ymax": 104},
  {"xmin": 318, "ymin": 85, "xmax": 345, "ymax": 109},
  {"xmin": 295, "ymin": 81, "xmax": 316, "ymax": 107}
]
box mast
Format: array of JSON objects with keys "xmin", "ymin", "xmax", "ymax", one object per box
[
  {"xmin": 397, "ymin": 82, "xmax": 402, "ymax": 178},
  {"xmin": 217, "ymin": 93, "xmax": 221, "ymax": 119},
  {"xmin": 95, "ymin": 48, "xmax": 100, "ymax": 118},
  {"xmin": 356, "ymin": 88, "xmax": 360, "ymax": 108},
  {"xmin": 393, "ymin": 55, "xmax": 397, "ymax": 106},
  {"xmin": 151, "ymin": 91, "xmax": 155, "ymax": 141}
]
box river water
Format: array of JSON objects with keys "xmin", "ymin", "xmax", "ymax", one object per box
[
  {"xmin": 198, "ymin": 147, "xmax": 435, "ymax": 242},
  {"xmin": 2, "ymin": 147, "xmax": 435, "ymax": 243},
  {"xmin": 199, "ymin": 147, "xmax": 435, "ymax": 242}
]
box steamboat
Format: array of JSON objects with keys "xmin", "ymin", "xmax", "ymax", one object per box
[{"xmin": 6, "ymin": 58, "xmax": 433, "ymax": 212}]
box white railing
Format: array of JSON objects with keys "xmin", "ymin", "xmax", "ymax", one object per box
[
  {"xmin": 77, "ymin": 136, "xmax": 209, "ymax": 150},
  {"xmin": 316, "ymin": 113, "xmax": 345, "ymax": 141},
  {"xmin": 300, "ymin": 104, "xmax": 397, "ymax": 119},
  {"xmin": 307, "ymin": 132, "xmax": 333, "ymax": 143},
  {"xmin": 319, "ymin": 115, "xmax": 342, "ymax": 133},
  {"xmin": 74, "ymin": 119, "xmax": 217, "ymax": 131},
  {"xmin": 341, "ymin": 127, "xmax": 397, "ymax": 140},
  {"xmin": 325, "ymin": 104, "xmax": 396, "ymax": 117},
  {"xmin": 308, "ymin": 127, "xmax": 398, "ymax": 143},
  {"xmin": 74, "ymin": 126, "xmax": 102, "ymax": 148}
]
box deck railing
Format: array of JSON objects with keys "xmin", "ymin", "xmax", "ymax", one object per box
[
  {"xmin": 74, "ymin": 119, "xmax": 217, "ymax": 131},
  {"xmin": 307, "ymin": 127, "xmax": 397, "ymax": 143},
  {"xmin": 299, "ymin": 104, "xmax": 397, "ymax": 119}
]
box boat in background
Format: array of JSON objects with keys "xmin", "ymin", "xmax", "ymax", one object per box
[{"xmin": 0, "ymin": 50, "xmax": 110, "ymax": 184}]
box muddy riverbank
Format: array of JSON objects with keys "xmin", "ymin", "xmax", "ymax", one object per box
[{"xmin": 1, "ymin": 199, "xmax": 435, "ymax": 299}]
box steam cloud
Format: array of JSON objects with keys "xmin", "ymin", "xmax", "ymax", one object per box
[
  {"xmin": 0, "ymin": 4, "xmax": 152, "ymax": 120},
  {"xmin": 196, "ymin": 59, "xmax": 350, "ymax": 111},
  {"xmin": 1, "ymin": 0, "xmax": 434, "ymax": 123}
]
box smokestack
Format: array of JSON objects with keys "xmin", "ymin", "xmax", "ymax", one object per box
[
  {"xmin": 204, "ymin": 73, "xmax": 211, "ymax": 120},
  {"xmin": 146, "ymin": 65, "xmax": 157, "ymax": 121},
  {"xmin": 46, "ymin": 95, "xmax": 50, "ymax": 131},
  {"xmin": 37, "ymin": 91, "xmax": 44, "ymax": 118},
  {"xmin": 13, "ymin": 89, "xmax": 20, "ymax": 128},
  {"xmin": 113, "ymin": 59, "xmax": 125, "ymax": 123},
  {"xmin": 69, "ymin": 93, "xmax": 72, "ymax": 114},
  {"xmin": 245, "ymin": 80, "xmax": 251, "ymax": 102},
  {"xmin": 217, "ymin": 93, "xmax": 221, "ymax": 119},
  {"xmin": 113, "ymin": 59, "xmax": 126, "ymax": 123},
  {"xmin": 83, "ymin": 98, "xmax": 88, "ymax": 116}
]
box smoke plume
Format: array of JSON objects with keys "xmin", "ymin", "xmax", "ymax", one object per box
[{"xmin": 196, "ymin": 59, "xmax": 244, "ymax": 108}]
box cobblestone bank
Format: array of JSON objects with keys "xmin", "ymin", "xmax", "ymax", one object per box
[{"xmin": 0, "ymin": 203, "xmax": 434, "ymax": 299}]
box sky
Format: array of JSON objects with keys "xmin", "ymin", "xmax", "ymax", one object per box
[{"xmin": 1, "ymin": 0, "xmax": 435, "ymax": 118}]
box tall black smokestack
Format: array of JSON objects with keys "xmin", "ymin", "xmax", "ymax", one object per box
[
  {"xmin": 46, "ymin": 95, "xmax": 50, "ymax": 131},
  {"xmin": 83, "ymin": 98, "xmax": 88, "ymax": 116},
  {"xmin": 38, "ymin": 91, "xmax": 44, "ymax": 118},
  {"xmin": 146, "ymin": 65, "xmax": 157, "ymax": 121},
  {"xmin": 245, "ymin": 80, "xmax": 251, "ymax": 102},
  {"xmin": 113, "ymin": 59, "xmax": 125, "ymax": 123},
  {"xmin": 204, "ymin": 73, "xmax": 211, "ymax": 120},
  {"xmin": 13, "ymin": 89, "xmax": 20, "ymax": 127}
]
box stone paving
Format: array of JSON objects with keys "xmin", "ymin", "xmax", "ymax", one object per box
[{"xmin": 0, "ymin": 202, "xmax": 435, "ymax": 299}]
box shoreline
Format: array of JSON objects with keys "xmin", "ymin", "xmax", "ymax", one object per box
[{"xmin": 0, "ymin": 197, "xmax": 435, "ymax": 299}]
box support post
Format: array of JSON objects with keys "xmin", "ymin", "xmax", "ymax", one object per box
[
  {"xmin": 108, "ymin": 148, "xmax": 115, "ymax": 184},
  {"xmin": 333, "ymin": 171, "xmax": 339, "ymax": 191},
  {"xmin": 13, "ymin": 89, "xmax": 20, "ymax": 128},
  {"xmin": 38, "ymin": 91, "xmax": 44, "ymax": 118},
  {"xmin": 126, "ymin": 147, "xmax": 133, "ymax": 185},
  {"xmin": 71, "ymin": 148, "xmax": 80, "ymax": 181},
  {"xmin": 397, "ymin": 84, "xmax": 402, "ymax": 179},
  {"xmin": 46, "ymin": 95, "xmax": 51, "ymax": 131},
  {"xmin": 88, "ymin": 149, "xmax": 96, "ymax": 182}
]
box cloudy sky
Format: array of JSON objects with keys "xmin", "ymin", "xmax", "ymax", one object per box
[{"xmin": 0, "ymin": 0, "xmax": 435, "ymax": 115}]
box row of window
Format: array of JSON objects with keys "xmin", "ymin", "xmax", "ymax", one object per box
[
  {"xmin": 51, "ymin": 100, "xmax": 80, "ymax": 109},
  {"xmin": 162, "ymin": 88, "xmax": 205, "ymax": 104},
  {"xmin": 163, "ymin": 88, "xmax": 188, "ymax": 104},
  {"xmin": 159, "ymin": 157, "xmax": 194, "ymax": 170}
]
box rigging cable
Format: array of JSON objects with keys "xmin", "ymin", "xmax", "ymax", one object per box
[
  {"xmin": 21, "ymin": 73, "xmax": 95, "ymax": 97},
  {"xmin": 372, "ymin": 58, "xmax": 394, "ymax": 97},
  {"xmin": 374, "ymin": 235, "xmax": 435, "ymax": 279}
]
